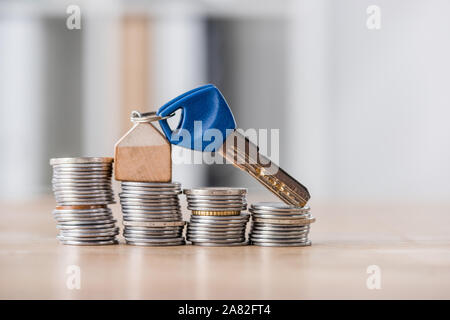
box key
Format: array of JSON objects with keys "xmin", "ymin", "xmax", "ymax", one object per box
[
  {"xmin": 157, "ymin": 84, "xmax": 310, "ymax": 207},
  {"xmin": 114, "ymin": 111, "xmax": 173, "ymax": 182}
]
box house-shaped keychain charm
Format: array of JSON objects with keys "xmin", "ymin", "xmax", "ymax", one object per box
[{"xmin": 114, "ymin": 111, "xmax": 172, "ymax": 182}]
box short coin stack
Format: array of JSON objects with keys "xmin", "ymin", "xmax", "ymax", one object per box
[
  {"xmin": 50, "ymin": 157, "xmax": 119, "ymax": 245},
  {"xmin": 119, "ymin": 181, "xmax": 185, "ymax": 246},
  {"xmin": 184, "ymin": 188, "xmax": 249, "ymax": 246},
  {"xmin": 249, "ymin": 202, "xmax": 315, "ymax": 247}
]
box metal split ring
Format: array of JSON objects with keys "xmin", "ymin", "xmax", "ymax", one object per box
[{"xmin": 130, "ymin": 111, "xmax": 175, "ymax": 123}]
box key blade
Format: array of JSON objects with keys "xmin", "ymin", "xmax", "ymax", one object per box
[{"xmin": 218, "ymin": 131, "xmax": 310, "ymax": 207}]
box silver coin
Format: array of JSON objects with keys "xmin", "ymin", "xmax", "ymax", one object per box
[
  {"xmin": 188, "ymin": 202, "xmax": 246, "ymax": 207},
  {"xmin": 57, "ymin": 235, "xmax": 115, "ymax": 241},
  {"xmin": 52, "ymin": 163, "xmax": 112, "ymax": 169},
  {"xmin": 122, "ymin": 181, "xmax": 181, "ymax": 188},
  {"xmin": 190, "ymin": 214, "xmax": 249, "ymax": 221},
  {"xmin": 250, "ymin": 230, "xmax": 309, "ymax": 238},
  {"xmin": 186, "ymin": 195, "xmax": 246, "ymax": 201},
  {"xmin": 57, "ymin": 223, "xmax": 116, "ymax": 230},
  {"xmin": 53, "ymin": 171, "xmax": 112, "ymax": 176},
  {"xmin": 188, "ymin": 223, "xmax": 247, "ymax": 229},
  {"xmin": 58, "ymin": 239, "xmax": 118, "ymax": 246},
  {"xmin": 123, "ymin": 212, "xmax": 182, "ymax": 218},
  {"xmin": 251, "ymin": 241, "xmax": 311, "ymax": 247},
  {"xmin": 123, "ymin": 220, "xmax": 185, "ymax": 227},
  {"xmin": 55, "ymin": 201, "xmax": 115, "ymax": 206},
  {"xmin": 187, "ymin": 197, "xmax": 246, "ymax": 203},
  {"xmin": 120, "ymin": 190, "xmax": 181, "ymax": 196},
  {"xmin": 250, "ymin": 209, "xmax": 310, "ymax": 216},
  {"xmin": 123, "ymin": 236, "xmax": 184, "ymax": 243},
  {"xmin": 124, "ymin": 229, "xmax": 181, "ymax": 236},
  {"xmin": 121, "ymin": 185, "xmax": 181, "ymax": 191},
  {"xmin": 53, "ymin": 186, "xmax": 112, "ymax": 191},
  {"xmin": 122, "ymin": 204, "xmax": 180, "ymax": 212},
  {"xmin": 119, "ymin": 197, "xmax": 178, "ymax": 204},
  {"xmin": 120, "ymin": 203, "xmax": 180, "ymax": 209},
  {"xmin": 187, "ymin": 232, "xmax": 244, "ymax": 239},
  {"xmin": 55, "ymin": 196, "xmax": 114, "ymax": 201},
  {"xmin": 119, "ymin": 193, "xmax": 178, "ymax": 200},
  {"xmin": 53, "ymin": 181, "xmax": 112, "ymax": 186},
  {"xmin": 187, "ymin": 227, "xmax": 246, "ymax": 233},
  {"xmin": 55, "ymin": 202, "xmax": 114, "ymax": 207},
  {"xmin": 122, "ymin": 209, "xmax": 181, "ymax": 215},
  {"xmin": 123, "ymin": 233, "xmax": 182, "ymax": 240},
  {"xmin": 59, "ymin": 232, "xmax": 119, "ymax": 238},
  {"xmin": 251, "ymin": 222, "xmax": 310, "ymax": 230},
  {"xmin": 50, "ymin": 157, "xmax": 113, "ymax": 165},
  {"xmin": 54, "ymin": 191, "xmax": 114, "ymax": 197},
  {"xmin": 250, "ymin": 233, "xmax": 309, "ymax": 240},
  {"xmin": 184, "ymin": 188, "xmax": 247, "ymax": 196},
  {"xmin": 123, "ymin": 210, "xmax": 181, "ymax": 216},
  {"xmin": 53, "ymin": 209, "xmax": 111, "ymax": 215},
  {"xmin": 125, "ymin": 240, "xmax": 185, "ymax": 246},
  {"xmin": 123, "ymin": 217, "xmax": 182, "ymax": 223},
  {"xmin": 59, "ymin": 228, "xmax": 119, "ymax": 235},
  {"xmin": 189, "ymin": 241, "xmax": 248, "ymax": 247},
  {"xmin": 53, "ymin": 172, "xmax": 112, "ymax": 177},
  {"xmin": 250, "ymin": 236, "xmax": 309, "ymax": 243},
  {"xmin": 189, "ymin": 218, "xmax": 249, "ymax": 225},
  {"xmin": 251, "ymin": 202, "xmax": 309, "ymax": 211},
  {"xmin": 54, "ymin": 193, "xmax": 113, "ymax": 198},
  {"xmin": 124, "ymin": 226, "xmax": 184, "ymax": 232},
  {"xmin": 54, "ymin": 193, "xmax": 114, "ymax": 200},
  {"xmin": 251, "ymin": 213, "xmax": 311, "ymax": 220},
  {"xmin": 55, "ymin": 194, "xmax": 114, "ymax": 200},
  {"xmin": 120, "ymin": 188, "xmax": 180, "ymax": 193},
  {"xmin": 53, "ymin": 166, "xmax": 111, "ymax": 171},
  {"xmin": 54, "ymin": 215, "xmax": 113, "ymax": 222},
  {"xmin": 186, "ymin": 236, "xmax": 245, "ymax": 243},
  {"xmin": 252, "ymin": 217, "xmax": 315, "ymax": 225},
  {"xmin": 57, "ymin": 219, "xmax": 116, "ymax": 226},
  {"xmin": 187, "ymin": 206, "xmax": 246, "ymax": 212}
]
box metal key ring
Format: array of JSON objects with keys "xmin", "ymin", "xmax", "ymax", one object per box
[{"xmin": 130, "ymin": 111, "xmax": 175, "ymax": 123}]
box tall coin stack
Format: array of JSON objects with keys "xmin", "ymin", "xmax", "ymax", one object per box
[
  {"xmin": 184, "ymin": 188, "xmax": 249, "ymax": 246},
  {"xmin": 249, "ymin": 202, "xmax": 315, "ymax": 247},
  {"xmin": 50, "ymin": 157, "xmax": 119, "ymax": 245},
  {"xmin": 119, "ymin": 182, "xmax": 185, "ymax": 246}
]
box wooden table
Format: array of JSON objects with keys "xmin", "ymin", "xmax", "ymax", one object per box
[{"xmin": 1, "ymin": 195, "xmax": 449, "ymax": 299}]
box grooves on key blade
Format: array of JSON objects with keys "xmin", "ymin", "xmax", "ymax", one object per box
[{"xmin": 219, "ymin": 131, "xmax": 310, "ymax": 207}]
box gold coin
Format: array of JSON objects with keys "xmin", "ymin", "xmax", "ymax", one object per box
[{"xmin": 191, "ymin": 210, "xmax": 241, "ymax": 216}]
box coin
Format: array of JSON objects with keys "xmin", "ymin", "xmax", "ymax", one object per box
[
  {"xmin": 58, "ymin": 239, "xmax": 118, "ymax": 246},
  {"xmin": 50, "ymin": 157, "xmax": 118, "ymax": 246},
  {"xmin": 184, "ymin": 187, "xmax": 247, "ymax": 196},
  {"xmin": 249, "ymin": 202, "xmax": 314, "ymax": 247},
  {"xmin": 185, "ymin": 189, "xmax": 249, "ymax": 246},
  {"xmin": 119, "ymin": 181, "xmax": 186, "ymax": 246},
  {"xmin": 191, "ymin": 210, "xmax": 241, "ymax": 216},
  {"xmin": 50, "ymin": 157, "xmax": 113, "ymax": 165}
]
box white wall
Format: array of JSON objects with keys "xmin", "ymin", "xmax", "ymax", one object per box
[{"xmin": 287, "ymin": 0, "xmax": 450, "ymax": 202}]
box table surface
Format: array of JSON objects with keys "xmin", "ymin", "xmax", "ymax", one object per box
[{"xmin": 1, "ymin": 194, "xmax": 449, "ymax": 299}]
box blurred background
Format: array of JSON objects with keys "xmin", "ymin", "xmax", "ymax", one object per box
[{"xmin": 1, "ymin": 0, "xmax": 449, "ymax": 204}]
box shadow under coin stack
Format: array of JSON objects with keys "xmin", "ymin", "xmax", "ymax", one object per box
[
  {"xmin": 50, "ymin": 157, "xmax": 118, "ymax": 245},
  {"xmin": 184, "ymin": 188, "xmax": 249, "ymax": 246},
  {"xmin": 249, "ymin": 202, "xmax": 315, "ymax": 247},
  {"xmin": 119, "ymin": 182, "xmax": 185, "ymax": 246}
]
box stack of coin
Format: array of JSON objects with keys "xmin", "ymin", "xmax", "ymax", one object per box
[
  {"xmin": 249, "ymin": 202, "xmax": 315, "ymax": 247},
  {"xmin": 184, "ymin": 188, "xmax": 249, "ymax": 246},
  {"xmin": 119, "ymin": 181, "xmax": 185, "ymax": 246},
  {"xmin": 184, "ymin": 187, "xmax": 247, "ymax": 216},
  {"xmin": 50, "ymin": 157, "xmax": 118, "ymax": 245}
]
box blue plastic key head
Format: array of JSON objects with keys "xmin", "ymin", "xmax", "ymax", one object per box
[{"xmin": 157, "ymin": 84, "xmax": 236, "ymax": 151}]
